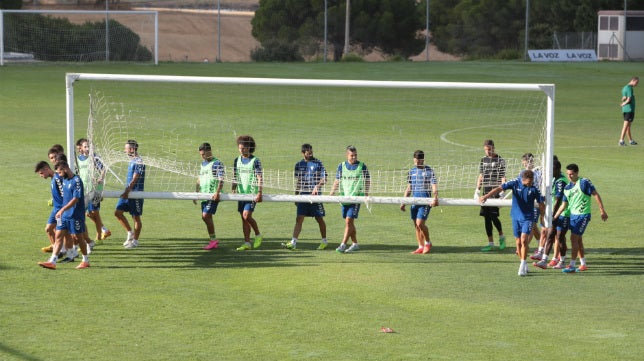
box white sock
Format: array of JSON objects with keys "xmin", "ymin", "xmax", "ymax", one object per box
[
  {"xmin": 579, "ymin": 257, "xmax": 586, "ymax": 266},
  {"xmin": 82, "ymin": 254, "xmax": 89, "ymax": 262},
  {"xmin": 321, "ymin": 238, "xmax": 327, "ymax": 244}
]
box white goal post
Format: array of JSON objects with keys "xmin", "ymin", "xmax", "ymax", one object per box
[
  {"xmin": 0, "ymin": 10, "xmax": 158, "ymax": 65},
  {"xmin": 65, "ymin": 73, "xmax": 554, "ymax": 215}
]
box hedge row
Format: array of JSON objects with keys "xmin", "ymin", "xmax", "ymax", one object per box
[{"xmin": 4, "ymin": 13, "xmax": 152, "ymax": 62}]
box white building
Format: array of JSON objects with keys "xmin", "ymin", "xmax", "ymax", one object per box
[{"xmin": 597, "ymin": 10, "xmax": 644, "ymax": 61}]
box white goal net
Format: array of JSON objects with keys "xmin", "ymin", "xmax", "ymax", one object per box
[
  {"xmin": 1, "ymin": 10, "xmax": 158, "ymax": 65},
  {"xmin": 66, "ymin": 73, "xmax": 554, "ymax": 209}
]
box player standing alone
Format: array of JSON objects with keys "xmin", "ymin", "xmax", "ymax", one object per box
[{"xmin": 619, "ymin": 76, "xmax": 639, "ymax": 146}]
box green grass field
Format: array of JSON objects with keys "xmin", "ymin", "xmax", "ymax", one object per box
[{"xmin": 1, "ymin": 61, "xmax": 642, "ymax": 361}]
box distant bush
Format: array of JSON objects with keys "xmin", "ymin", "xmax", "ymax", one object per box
[
  {"xmin": 4, "ymin": 14, "xmax": 152, "ymax": 62},
  {"xmin": 250, "ymin": 39, "xmax": 304, "ymax": 62},
  {"xmin": 340, "ymin": 53, "xmax": 364, "ymax": 62}
]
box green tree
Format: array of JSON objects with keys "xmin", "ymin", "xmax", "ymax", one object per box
[
  {"xmin": 251, "ymin": 0, "xmax": 425, "ymax": 61},
  {"xmin": 431, "ymin": 0, "xmax": 644, "ymax": 59},
  {"xmin": 0, "ymin": 0, "xmax": 22, "ymax": 10}
]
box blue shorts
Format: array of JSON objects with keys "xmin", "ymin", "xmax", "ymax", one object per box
[
  {"xmin": 410, "ymin": 205, "xmax": 430, "ymax": 221},
  {"xmin": 47, "ymin": 207, "xmax": 62, "ymax": 225},
  {"xmin": 555, "ymin": 215, "xmax": 570, "ymax": 232},
  {"xmin": 56, "ymin": 217, "xmax": 86, "ymax": 235},
  {"xmin": 569, "ymin": 214, "xmax": 591, "ymax": 235},
  {"xmin": 512, "ymin": 218, "xmax": 534, "ymax": 239},
  {"xmin": 201, "ymin": 200, "xmax": 220, "ymax": 215},
  {"xmin": 341, "ymin": 204, "xmax": 360, "ymax": 219},
  {"xmin": 116, "ymin": 198, "xmax": 144, "ymax": 216},
  {"xmin": 237, "ymin": 201, "xmax": 256, "ymax": 213},
  {"xmin": 296, "ymin": 202, "xmax": 325, "ymax": 217}
]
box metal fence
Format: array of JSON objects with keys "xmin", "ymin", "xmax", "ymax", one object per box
[{"xmin": 552, "ymin": 31, "xmax": 597, "ymax": 50}]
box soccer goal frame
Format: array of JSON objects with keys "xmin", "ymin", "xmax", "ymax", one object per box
[
  {"xmin": 0, "ymin": 10, "xmax": 158, "ymax": 66},
  {"xmin": 65, "ymin": 72, "xmax": 555, "ymax": 219}
]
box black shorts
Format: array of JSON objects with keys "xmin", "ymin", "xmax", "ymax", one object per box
[
  {"xmin": 623, "ymin": 112, "xmax": 635, "ymax": 122},
  {"xmin": 480, "ymin": 206, "xmax": 500, "ymax": 217}
]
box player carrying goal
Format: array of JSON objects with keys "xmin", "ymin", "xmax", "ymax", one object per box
[{"xmin": 194, "ymin": 142, "xmax": 225, "ymax": 251}]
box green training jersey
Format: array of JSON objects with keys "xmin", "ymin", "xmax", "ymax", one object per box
[
  {"xmin": 622, "ymin": 84, "xmax": 635, "ymax": 113},
  {"xmin": 564, "ymin": 179, "xmax": 592, "ymax": 215},
  {"xmin": 235, "ymin": 156, "xmax": 258, "ymax": 194},
  {"xmin": 76, "ymin": 155, "xmax": 91, "ymax": 193},
  {"xmin": 340, "ymin": 161, "xmax": 365, "ymax": 197},
  {"xmin": 199, "ymin": 158, "xmax": 221, "ymax": 194}
]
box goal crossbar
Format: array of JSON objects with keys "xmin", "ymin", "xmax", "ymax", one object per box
[{"xmin": 102, "ymin": 191, "xmax": 511, "ymax": 207}]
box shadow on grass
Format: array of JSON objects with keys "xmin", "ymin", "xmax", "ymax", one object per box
[
  {"xmin": 88, "ymin": 239, "xmax": 644, "ymax": 275},
  {"xmin": 93, "ymin": 238, "xmax": 318, "ymax": 270},
  {"xmin": 0, "ymin": 341, "xmax": 44, "ymax": 361}
]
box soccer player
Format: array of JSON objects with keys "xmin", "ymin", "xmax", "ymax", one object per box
[
  {"xmin": 329, "ymin": 145, "xmax": 370, "ymax": 253},
  {"xmin": 517, "ymin": 153, "xmax": 544, "ymax": 259},
  {"xmin": 480, "ymin": 169, "xmax": 544, "ymax": 277},
  {"xmin": 76, "ymin": 138, "xmax": 112, "ymax": 244},
  {"xmin": 38, "ymin": 161, "xmax": 91, "ymax": 270},
  {"xmin": 533, "ymin": 157, "xmax": 570, "ymax": 269},
  {"xmin": 282, "ymin": 144, "xmax": 328, "ymax": 251},
  {"xmin": 553, "ymin": 163, "xmax": 608, "ymax": 273},
  {"xmin": 194, "ymin": 142, "xmax": 225, "ymax": 250},
  {"xmin": 619, "ymin": 76, "xmax": 639, "ymax": 146},
  {"xmin": 46, "ymin": 147, "xmax": 76, "ymax": 259},
  {"xmin": 400, "ymin": 150, "xmax": 438, "ymax": 254},
  {"xmin": 34, "ymin": 161, "xmax": 63, "ymax": 253},
  {"xmin": 231, "ymin": 135, "xmax": 264, "ymax": 251},
  {"xmin": 474, "ymin": 139, "xmax": 506, "ymax": 251},
  {"xmin": 115, "ymin": 140, "xmax": 146, "ymax": 249}
]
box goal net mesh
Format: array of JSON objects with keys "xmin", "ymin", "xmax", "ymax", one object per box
[{"xmin": 76, "ymin": 76, "xmax": 550, "ymax": 205}]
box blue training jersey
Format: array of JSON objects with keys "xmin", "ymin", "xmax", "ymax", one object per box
[
  {"xmin": 294, "ymin": 158, "xmax": 327, "ymax": 193},
  {"xmin": 51, "ymin": 173, "xmax": 64, "ymax": 208},
  {"xmin": 502, "ymin": 178, "xmax": 543, "ymax": 221},
  {"xmin": 407, "ymin": 166, "xmax": 437, "ymax": 198},
  {"xmin": 62, "ymin": 174, "xmax": 85, "ymax": 220},
  {"xmin": 126, "ymin": 156, "xmax": 146, "ymax": 191}
]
